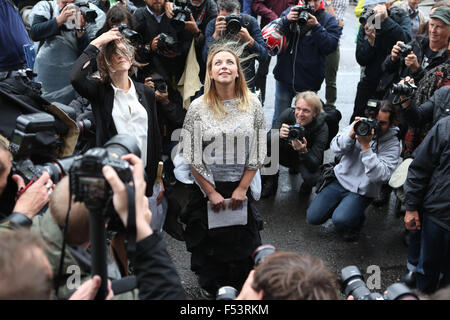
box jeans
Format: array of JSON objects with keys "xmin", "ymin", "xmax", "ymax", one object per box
[
  {"xmin": 415, "ymin": 215, "xmax": 450, "ymax": 294},
  {"xmin": 272, "ymin": 80, "xmax": 297, "ymax": 127},
  {"xmin": 306, "ymin": 180, "xmax": 373, "ymax": 232}
]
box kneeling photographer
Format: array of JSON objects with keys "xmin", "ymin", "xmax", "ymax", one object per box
[
  {"xmin": 306, "ymin": 100, "xmax": 402, "ymax": 241},
  {"xmin": 261, "ymin": 91, "xmax": 329, "ymax": 198},
  {"xmin": 203, "ymin": 0, "xmax": 268, "ymax": 91}
]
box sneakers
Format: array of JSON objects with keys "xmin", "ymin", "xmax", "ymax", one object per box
[{"xmin": 400, "ymin": 270, "xmax": 416, "ymax": 288}]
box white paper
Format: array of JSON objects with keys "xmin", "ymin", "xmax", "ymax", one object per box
[{"xmin": 207, "ymin": 198, "xmax": 248, "ymax": 229}]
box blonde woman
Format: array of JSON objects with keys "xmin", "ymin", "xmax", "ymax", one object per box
[{"xmin": 180, "ymin": 43, "xmax": 266, "ymax": 299}]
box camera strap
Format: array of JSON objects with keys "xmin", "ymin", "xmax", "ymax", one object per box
[{"xmin": 125, "ymin": 183, "xmax": 137, "ymax": 266}]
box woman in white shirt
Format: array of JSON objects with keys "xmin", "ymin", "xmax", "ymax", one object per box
[{"xmin": 71, "ymin": 29, "xmax": 162, "ymax": 196}]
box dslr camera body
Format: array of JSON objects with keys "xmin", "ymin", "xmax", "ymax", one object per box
[
  {"xmin": 171, "ymin": 0, "xmax": 192, "ymax": 32},
  {"xmin": 223, "ymin": 13, "xmax": 252, "ymax": 35},
  {"xmin": 398, "ymin": 43, "xmax": 413, "ymax": 58},
  {"xmin": 157, "ymin": 33, "xmax": 179, "ymax": 55},
  {"xmin": 353, "ymin": 99, "xmax": 381, "ymax": 137},
  {"xmin": 117, "ymin": 23, "xmax": 141, "ymax": 44},
  {"xmin": 287, "ymin": 123, "xmax": 306, "ymax": 142},
  {"xmin": 359, "ymin": 7, "xmax": 374, "ymax": 25},
  {"xmin": 292, "ymin": 3, "xmax": 315, "ymax": 26}
]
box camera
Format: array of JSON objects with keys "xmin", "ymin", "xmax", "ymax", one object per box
[
  {"xmin": 69, "ymin": 134, "xmax": 140, "ymax": 206},
  {"xmin": 340, "ymin": 266, "xmax": 384, "ymax": 300},
  {"xmin": 216, "ymin": 286, "xmax": 238, "ymax": 300},
  {"xmin": 292, "ymin": 4, "xmax": 315, "ymax": 26},
  {"xmin": 354, "ymin": 117, "xmax": 379, "ymax": 137},
  {"xmin": 150, "ymin": 73, "xmax": 168, "ymax": 93},
  {"xmin": 398, "ymin": 43, "xmax": 413, "ymax": 58},
  {"xmin": 171, "ymin": 2, "xmax": 192, "ymax": 32},
  {"xmin": 223, "ymin": 13, "xmax": 252, "ymax": 35},
  {"xmin": 157, "ymin": 33, "xmax": 179, "ymax": 55},
  {"xmin": 287, "ymin": 124, "xmax": 305, "ymax": 142},
  {"xmin": 75, "ymin": 1, "xmax": 97, "ymax": 24},
  {"xmin": 117, "ymin": 23, "xmax": 141, "ymax": 44},
  {"xmin": 252, "ymin": 244, "xmax": 276, "ymax": 267},
  {"xmin": 340, "ymin": 266, "xmax": 418, "ymax": 300},
  {"xmin": 359, "ymin": 8, "xmax": 374, "ymax": 25},
  {"xmin": 392, "ymin": 82, "xmax": 417, "ymax": 96}
]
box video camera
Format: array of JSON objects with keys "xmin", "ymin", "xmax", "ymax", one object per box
[
  {"xmin": 359, "ymin": 7, "xmax": 374, "ymax": 25},
  {"xmin": 171, "ymin": 0, "xmax": 192, "ymax": 32},
  {"xmin": 353, "ymin": 99, "xmax": 380, "ymax": 137},
  {"xmin": 292, "ymin": 3, "xmax": 315, "ymax": 26},
  {"xmin": 216, "ymin": 244, "xmax": 277, "ymax": 300},
  {"xmin": 287, "ymin": 123, "xmax": 306, "ymax": 142},
  {"xmin": 223, "ymin": 13, "xmax": 252, "ymax": 35},
  {"xmin": 340, "ymin": 266, "xmax": 419, "ymax": 300},
  {"xmin": 117, "ymin": 23, "xmax": 141, "ymax": 44}
]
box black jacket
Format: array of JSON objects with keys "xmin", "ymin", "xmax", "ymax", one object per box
[
  {"xmin": 70, "ymin": 44, "xmax": 162, "ymax": 193},
  {"xmin": 404, "ymin": 116, "xmax": 450, "ymax": 231},
  {"xmin": 402, "ymin": 85, "xmax": 450, "ymax": 128},
  {"xmin": 273, "ymin": 108, "xmax": 329, "ymax": 172},
  {"xmin": 381, "ymin": 35, "xmax": 449, "ymax": 88},
  {"xmin": 356, "ymin": 7, "xmax": 411, "ymax": 89},
  {"xmin": 133, "ymin": 7, "xmax": 191, "ymax": 84},
  {"xmin": 135, "ymin": 232, "xmax": 185, "ymax": 299}
]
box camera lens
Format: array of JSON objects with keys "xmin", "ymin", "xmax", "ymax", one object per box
[
  {"xmin": 340, "ymin": 266, "xmax": 372, "ymax": 300},
  {"xmin": 226, "ymin": 19, "xmax": 242, "ymax": 35},
  {"xmin": 103, "ymin": 134, "xmax": 141, "ymax": 159},
  {"xmin": 252, "ymin": 244, "xmax": 276, "ymax": 266},
  {"xmin": 216, "ymin": 286, "xmax": 238, "ymax": 300},
  {"xmin": 354, "ymin": 120, "xmax": 371, "ymax": 137}
]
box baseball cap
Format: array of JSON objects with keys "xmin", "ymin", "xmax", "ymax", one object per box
[{"xmin": 430, "ymin": 6, "xmax": 450, "ymax": 25}]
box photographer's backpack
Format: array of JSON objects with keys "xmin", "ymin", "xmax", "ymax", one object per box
[{"xmin": 323, "ymin": 104, "xmax": 342, "ymax": 150}]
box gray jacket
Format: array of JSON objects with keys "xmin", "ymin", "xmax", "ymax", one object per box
[{"xmin": 331, "ymin": 124, "xmax": 402, "ymax": 198}]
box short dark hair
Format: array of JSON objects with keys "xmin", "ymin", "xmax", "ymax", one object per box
[
  {"xmin": 252, "ymin": 251, "xmax": 340, "ymax": 300},
  {"xmin": 217, "ymin": 0, "xmax": 240, "ymax": 13},
  {"xmin": 379, "ymin": 100, "xmax": 399, "ymax": 127},
  {"xmin": 0, "ymin": 230, "xmax": 53, "ymax": 300}
]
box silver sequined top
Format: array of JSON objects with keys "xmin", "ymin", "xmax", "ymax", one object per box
[{"xmin": 181, "ymin": 95, "xmax": 267, "ymax": 183}]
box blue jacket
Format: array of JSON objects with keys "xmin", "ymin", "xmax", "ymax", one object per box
[
  {"xmin": 273, "ymin": 7, "xmax": 341, "ymax": 92},
  {"xmin": 203, "ymin": 13, "xmax": 268, "ymax": 89},
  {"xmin": 0, "ymin": 0, "xmax": 32, "ymax": 71}
]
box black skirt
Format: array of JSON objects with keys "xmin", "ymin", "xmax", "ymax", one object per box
[{"xmin": 181, "ymin": 181, "xmax": 264, "ymax": 291}]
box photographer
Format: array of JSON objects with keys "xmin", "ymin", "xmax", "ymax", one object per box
[
  {"xmin": 165, "ymin": 0, "xmax": 218, "ymax": 82},
  {"xmin": 351, "ymin": 0, "xmax": 411, "ymax": 122},
  {"xmin": 0, "ymin": 137, "xmax": 54, "ymax": 231},
  {"xmin": 307, "ymin": 101, "xmax": 401, "ymax": 241},
  {"xmin": 382, "ymin": 6, "xmax": 450, "ymax": 91},
  {"xmin": 70, "ymin": 29, "xmax": 162, "ymax": 198},
  {"xmin": 404, "ymin": 116, "xmax": 450, "ymax": 294},
  {"xmin": 28, "ymin": 0, "xmax": 106, "ymax": 104},
  {"xmin": 236, "ymin": 251, "xmax": 340, "ymax": 300},
  {"xmin": 203, "ymin": 0, "xmax": 268, "ymax": 91},
  {"xmin": 270, "ymin": 0, "xmax": 341, "ymax": 125},
  {"xmin": 133, "ymin": 0, "xmax": 192, "ymax": 84},
  {"xmin": 261, "ymin": 91, "xmax": 329, "ymax": 198}
]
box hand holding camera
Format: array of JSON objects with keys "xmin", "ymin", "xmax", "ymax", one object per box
[
  {"xmin": 102, "ymin": 154, "xmax": 153, "ymax": 242},
  {"xmin": 213, "ymin": 16, "xmax": 227, "ymax": 40},
  {"xmin": 287, "ymin": 6, "xmax": 300, "ymax": 21},
  {"xmin": 56, "ymin": 3, "xmax": 77, "ymax": 26}
]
